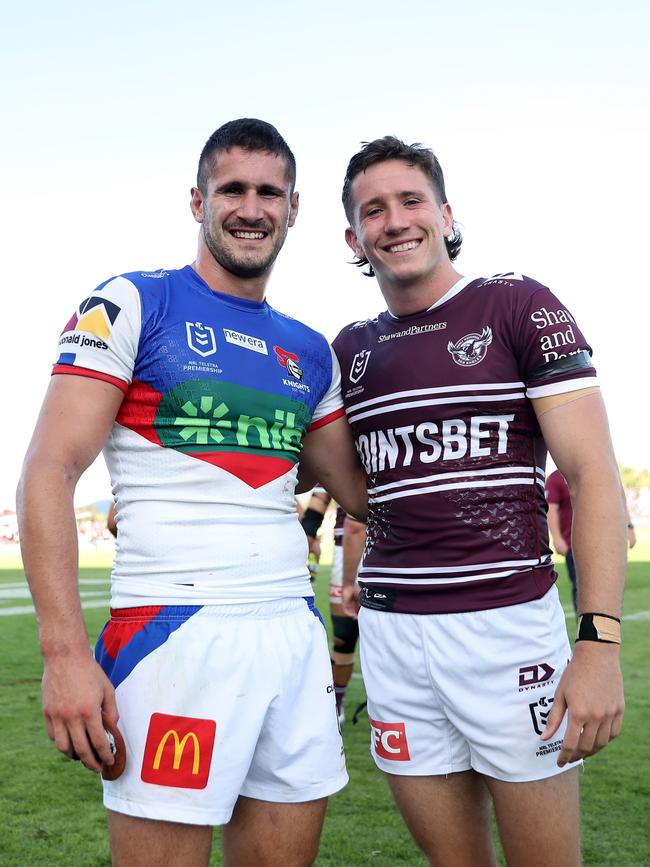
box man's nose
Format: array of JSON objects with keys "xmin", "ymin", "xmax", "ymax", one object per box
[
  {"xmin": 236, "ymin": 190, "xmax": 263, "ymax": 222},
  {"xmin": 383, "ymin": 204, "xmax": 409, "ymax": 234}
]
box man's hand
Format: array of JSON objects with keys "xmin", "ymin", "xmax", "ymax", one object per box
[
  {"xmin": 541, "ymin": 641, "xmax": 624, "ymax": 767},
  {"xmin": 42, "ymin": 651, "xmax": 119, "ymax": 773},
  {"xmin": 342, "ymin": 584, "xmax": 360, "ymax": 618},
  {"xmin": 554, "ymin": 538, "xmax": 570, "ymax": 557}
]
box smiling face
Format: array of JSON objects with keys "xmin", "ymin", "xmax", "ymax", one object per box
[
  {"xmin": 191, "ymin": 146, "xmax": 298, "ymax": 283},
  {"xmin": 345, "ymin": 159, "xmax": 457, "ymax": 308}
]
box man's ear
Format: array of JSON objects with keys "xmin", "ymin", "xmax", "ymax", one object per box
[
  {"xmin": 441, "ymin": 202, "xmax": 454, "ymax": 237},
  {"xmin": 345, "ymin": 226, "xmax": 364, "ymax": 258},
  {"xmin": 288, "ymin": 190, "xmax": 299, "ymax": 227},
  {"xmin": 190, "ymin": 187, "xmax": 204, "ymax": 223}
]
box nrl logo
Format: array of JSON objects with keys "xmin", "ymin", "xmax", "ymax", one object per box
[
  {"xmin": 447, "ymin": 327, "xmax": 492, "ymax": 367},
  {"xmin": 350, "ymin": 350, "xmax": 371, "ymax": 383},
  {"xmin": 186, "ymin": 321, "xmax": 217, "ymax": 357}
]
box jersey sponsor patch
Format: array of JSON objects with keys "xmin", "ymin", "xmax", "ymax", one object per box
[
  {"xmin": 116, "ymin": 378, "xmax": 310, "ymax": 487},
  {"xmin": 223, "ymin": 328, "xmax": 268, "ymax": 354},
  {"xmin": 369, "ymin": 718, "xmax": 411, "ymax": 761},
  {"xmin": 141, "ymin": 712, "xmax": 216, "ymax": 789},
  {"xmin": 60, "ymin": 296, "xmax": 122, "ymax": 344}
]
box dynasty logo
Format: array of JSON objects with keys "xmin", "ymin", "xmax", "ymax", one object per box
[{"xmin": 518, "ymin": 663, "xmax": 555, "ymax": 692}]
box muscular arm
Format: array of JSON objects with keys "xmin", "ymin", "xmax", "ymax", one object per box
[
  {"xmin": 546, "ymin": 502, "xmax": 569, "ymax": 556},
  {"xmin": 299, "ymin": 416, "xmax": 367, "ymax": 523},
  {"xmin": 534, "ymin": 389, "xmax": 626, "ymax": 765},
  {"xmin": 17, "ymin": 375, "xmax": 124, "ymax": 772}
]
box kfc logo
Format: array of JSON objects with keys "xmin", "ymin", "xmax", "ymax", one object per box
[{"xmin": 369, "ymin": 718, "xmax": 411, "ymax": 761}]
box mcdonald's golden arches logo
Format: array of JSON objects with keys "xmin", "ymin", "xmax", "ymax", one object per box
[{"xmin": 141, "ymin": 712, "xmax": 216, "ymax": 789}]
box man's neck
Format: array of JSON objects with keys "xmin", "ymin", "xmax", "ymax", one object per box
[
  {"xmin": 381, "ymin": 266, "xmax": 463, "ymax": 317},
  {"xmin": 192, "ymin": 248, "xmax": 269, "ymax": 303}
]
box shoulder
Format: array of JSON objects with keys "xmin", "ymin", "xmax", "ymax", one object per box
[
  {"xmin": 477, "ymin": 272, "xmax": 549, "ymax": 303},
  {"xmin": 266, "ymin": 305, "xmax": 331, "ymax": 352},
  {"xmin": 332, "ymin": 315, "xmax": 383, "ymax": 352}
]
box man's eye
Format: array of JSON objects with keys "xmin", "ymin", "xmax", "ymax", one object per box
[
  {"xmin": 366, "ymin": 207, "xmax": 382, "ymax": 217},
  {"xmin": 404, "ymin": 198, "xmax": 420, "ymax": 206}
]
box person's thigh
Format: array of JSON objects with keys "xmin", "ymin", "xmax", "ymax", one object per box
[
  {"xmin": 486, "ymin": 766, "xmax": 580, "ymax": 867},
  {"xmin": 222, "ymin": 796, "xmax": 327, "ymax": 867},
  {"xmin": 359, "ymin": 607, "xmax": 472, "ymax": 775},
  {"xmin": 240, "ymin": 600, "xmax": 347, "ymax": 802},
  {"xmin": 428, "ymin": 587, "xmax": 577, "ymax": 784},
  {"xmin": 387, "ymin": 771, "xmax": 498, "ymax": 867},
  {"xmin": 108, "ymin": 811, "xmax": 213, "ymax": 867}
]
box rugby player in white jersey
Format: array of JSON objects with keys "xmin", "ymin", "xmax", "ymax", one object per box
[
  {"xmin": 333, "ymin": 136, "xmax": 626, "ymax": 866},
  {"xmin": 17, "ymin": 119, "xmax": 366, "ymax": 867}
]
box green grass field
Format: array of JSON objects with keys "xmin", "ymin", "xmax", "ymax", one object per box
[{"xmin": 1, "ymin": 534, "xmax": 649, "ymax": 866}]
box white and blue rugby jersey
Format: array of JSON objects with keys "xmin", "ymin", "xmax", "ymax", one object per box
[{"xmin": 54, "ymin": 266, "xmax": 343, "ymax": 606}]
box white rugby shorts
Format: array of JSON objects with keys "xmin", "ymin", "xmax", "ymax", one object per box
[
  {"xmin": 328, "ymin": 546, "xmax": 343, "ymax": 605},
  {"xmin": 359, "ymin": 586, "xmax": 577, "ymax": 782},
  {"xmin": 95, "ymin": 597, "xmax": 347, "ymax": 825}
]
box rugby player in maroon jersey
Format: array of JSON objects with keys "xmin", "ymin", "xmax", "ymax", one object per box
[{"xmin": 333, "ymin": 136, "xmax": 626, "ymax": 867}]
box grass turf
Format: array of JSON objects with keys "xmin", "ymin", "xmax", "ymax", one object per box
[{"xmin": 1, "ymin": 531, "xmax": 649, "ymax": 865}]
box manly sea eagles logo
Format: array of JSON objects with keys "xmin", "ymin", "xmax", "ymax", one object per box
[
  {"xmin": 447, "ymin": 326, "xmax": 493, "ymax": 366},
  {"xmin": 349, "ymin": 350, "xmax": 371, "ymax": 384},
  {"xmin": 186, "ymin": 321, "xmax": 217, "ymax": 357}
]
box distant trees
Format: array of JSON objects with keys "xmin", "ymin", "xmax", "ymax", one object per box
[{"xmin": 619, "ymin": 464, "xmax": 650, "ymax": 490}]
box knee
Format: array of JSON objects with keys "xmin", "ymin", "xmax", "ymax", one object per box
[{"xmin": 331, "ymin": 615, "xmax": 359, "ymax": 655}]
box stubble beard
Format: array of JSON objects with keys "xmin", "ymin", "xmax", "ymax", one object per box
[{"xmin": 202, "ymin": 222, "xmax": 287, "ymax": 279}]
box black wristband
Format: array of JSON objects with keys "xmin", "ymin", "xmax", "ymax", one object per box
[
  {"xmin": 576, "ymin": 612, "xmax": 621, "ymax": 645},
  {"xmin": 301, "ymin": 507, "xmax": 325, "ymax": 538}
]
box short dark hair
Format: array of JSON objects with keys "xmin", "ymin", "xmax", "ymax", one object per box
[
  {"xmin": 197, "ymin": 118, "xmax": 296, "ymax": 194},
  {"xmin": 342, "ymin": 136, "xmax": 462, "ymax": 275}
]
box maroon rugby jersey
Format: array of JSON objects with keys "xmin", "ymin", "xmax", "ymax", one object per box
[{"xmin": 332, "ymin": 273, "xmax": 598, "ymax": 615}]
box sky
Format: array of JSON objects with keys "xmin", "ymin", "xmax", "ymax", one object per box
[{"xmin": 2, "ymin": 0, "xmax": 649, "ymax": 507}]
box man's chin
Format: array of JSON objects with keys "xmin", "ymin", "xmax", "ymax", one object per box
[{"xmin": 224, "ymin": 258, "xmax": 273, "ymax": 279}]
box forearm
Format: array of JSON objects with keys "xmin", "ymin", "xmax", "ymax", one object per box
[
  {"xmin": 342, "ymin": 519, "xmax": 366, "ymax": 588},
  {"xmin": 17, "ymin": 457, "xmax": 89, "ymax": 658},
  {"xmin": 568, "ymin": 464, "xmax": 627, "ymax": 617}
]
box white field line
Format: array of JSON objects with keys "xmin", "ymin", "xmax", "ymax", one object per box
[
  {"xmin": 0, "ymin": 598, "xmax": 110, "ymax": 617},
  {"xmin": 2, "ymin": 596, "xmax": 649, "ymax": 623},
  {"xmin": 0, "ymin": 578, "xmax": 109, "ymax": 591}
]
